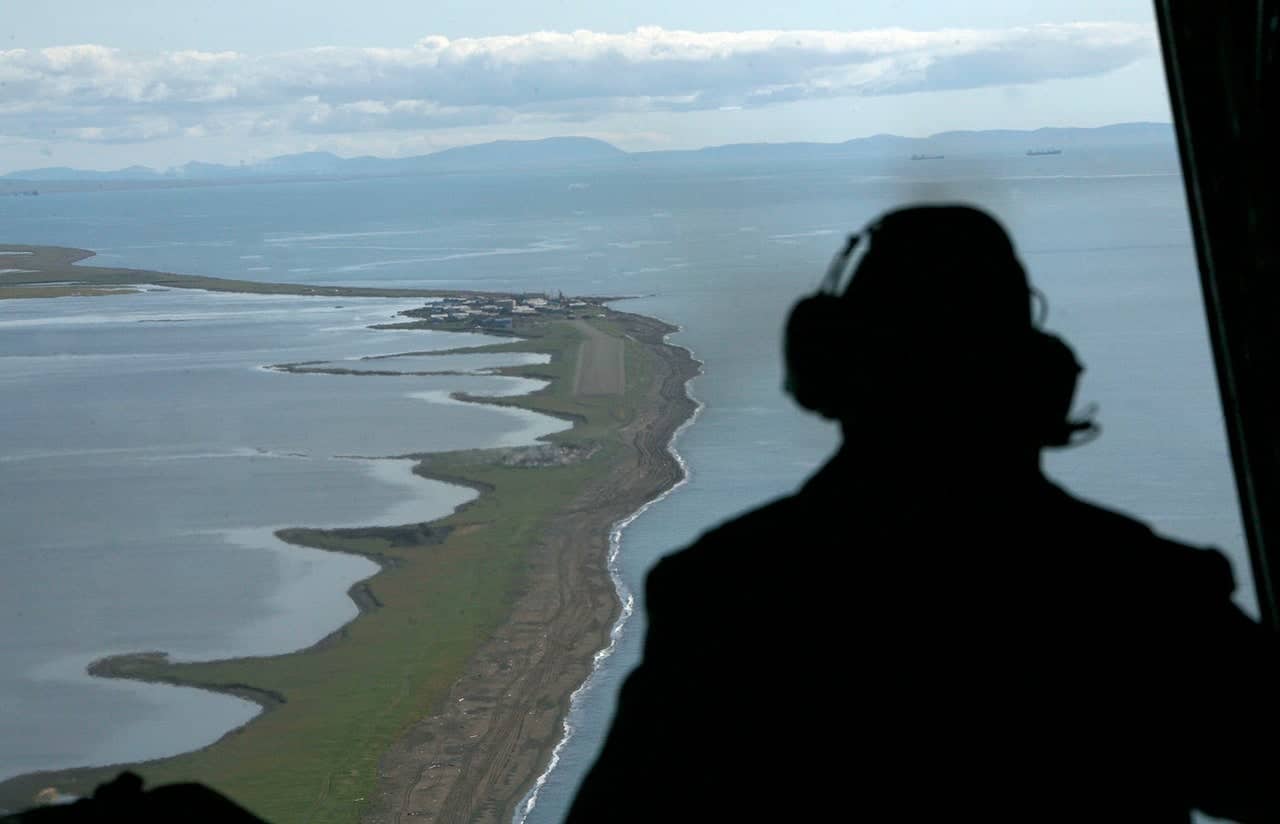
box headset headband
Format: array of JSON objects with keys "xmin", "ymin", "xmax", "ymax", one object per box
[
  {"xmin": 819, "ymin": 232, "xmax": 864, "ymax": 295},
  {"xmin": 820, "ymin": 222, "xmax": 1051, "ymax": 331}
]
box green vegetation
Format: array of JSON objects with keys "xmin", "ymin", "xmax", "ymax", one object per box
[
  {"xmin": 0, "ymin": 245, "xmax": 521, "ymax": 299},
  {"xmin": 3, "ymin": 317, "xmax": 659, "ymax": 823},
  {"xmin": 0, "ymin": 285, "xmax": 139, "ymax": 299}
]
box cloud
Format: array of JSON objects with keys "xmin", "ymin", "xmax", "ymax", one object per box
[{"xmin": 0, "ymin": 24, "xmax": 1156, "ymax": 144}]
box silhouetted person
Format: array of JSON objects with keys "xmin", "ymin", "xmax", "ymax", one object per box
[{"xmin": 567, "ymin": 205, "xmax": 1280, "ymax": 822}]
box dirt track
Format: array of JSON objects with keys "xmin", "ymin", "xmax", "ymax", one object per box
[
  {"xmin": 570, "ymin": 320, "xmax": 625, "ymax": 396},
  {"xmin": 367, "ymin": 312, "xmax": 699, "ymax": 824},
  {"xmin": 0, "ymin": 245, "xmax": 511, "ymax": 299}
]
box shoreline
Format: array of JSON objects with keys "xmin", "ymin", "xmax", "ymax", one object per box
[
  {"xmin": 515, "ymin": 346, "xmax": 704, "ymax": 823},
  {"xmin": 364, "ymin": 311, "xmax": 699, "ymax": 823},
  {"xmin": 0, "ymin": 244, "xmax": 628, "ymax": 302},
  {"xmin": 0, "ymin": 248, "xmax": 702, "ymax": 823}
]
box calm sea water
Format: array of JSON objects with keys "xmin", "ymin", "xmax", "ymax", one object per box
[{"xmin": 0, "ymin": 147, "xmax": 1247, "ymax": 819}]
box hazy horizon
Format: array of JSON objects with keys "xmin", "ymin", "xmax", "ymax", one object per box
[
  {"xmin": 0, "ymin": 120, "xmax": 1177, "ymax": 177},
  {"xmin": 2, "ymin": 2, "xmax": 1173, "ymax": 173}
]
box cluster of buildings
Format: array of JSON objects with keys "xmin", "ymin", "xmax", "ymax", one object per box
[{"xmin": 421, "ymin": 293, "xmax": 599, "ymax": 331}]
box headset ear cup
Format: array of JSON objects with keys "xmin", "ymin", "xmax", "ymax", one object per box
[{"xmin": 784, "ymin": 294, "xmax": 846, "ymax": 418}]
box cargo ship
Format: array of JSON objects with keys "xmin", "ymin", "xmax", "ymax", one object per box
[{"xmin": 1026, "ymin": 148, "xmax": 1063, "ymax": 156}]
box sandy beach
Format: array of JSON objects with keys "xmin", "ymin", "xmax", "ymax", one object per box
[{"xmin": 0, "ymin": 248, "xmax": 700, "ymax": 823}]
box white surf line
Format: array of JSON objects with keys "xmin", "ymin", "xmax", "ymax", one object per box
[{"xmin": 514, "ymin": 327, "xmax": 705, "ymax": 824}]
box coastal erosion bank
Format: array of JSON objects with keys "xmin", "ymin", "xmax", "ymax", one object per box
[{"xmin": 0, "ymin": 247, "xmax": 701, "ymax": 824}]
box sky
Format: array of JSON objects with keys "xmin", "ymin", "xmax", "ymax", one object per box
[{"xmin": 0, "ymin": 1, "xmax": 1174, "ymax": 172}]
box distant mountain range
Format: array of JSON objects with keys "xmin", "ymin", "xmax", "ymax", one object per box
[{"xmin": 2, "ymin": 123, "xmax": 1177, "ymax": 183}]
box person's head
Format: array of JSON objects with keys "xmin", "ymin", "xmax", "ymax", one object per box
[{"xmin": 784, "ymin": 204, "xmax": 1094, "ymax": 456}]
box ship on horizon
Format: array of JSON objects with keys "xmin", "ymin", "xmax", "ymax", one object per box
[
  {"xmin": 911, "ymin": 153, "xmax": 945, "ymax": 160},
  {"xmin": 1026, "ymin": 148, "xmax": 1064, "ymax": 156}
]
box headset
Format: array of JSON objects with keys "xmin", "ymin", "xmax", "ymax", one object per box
[{"xmin": 784, "ymin": 217, "xmax": 1098, "ymax": 449}]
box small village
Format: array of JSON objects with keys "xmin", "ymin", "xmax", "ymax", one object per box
[{"xmin": 404, "ymin": 292, "xmax": 607, "ymax": 332}]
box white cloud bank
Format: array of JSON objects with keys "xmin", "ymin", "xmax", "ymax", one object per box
[{"xmin": 0, "ymin": 24, "xmax": 1156, "ymax": 144}]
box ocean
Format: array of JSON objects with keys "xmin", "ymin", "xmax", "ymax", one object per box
[{"xmin": 0, "ymin": 147, "xmax": 1248, "ymax": 821}]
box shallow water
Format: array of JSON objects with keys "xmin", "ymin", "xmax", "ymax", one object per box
[
  {"xmin": 0, "ymin": 288, "xmax": 568, "ymax": 780},
  {"xmin": 303, "ymin": 351, "xmax": 552, "ymax": 374}
]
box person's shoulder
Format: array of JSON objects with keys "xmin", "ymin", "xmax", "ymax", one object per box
[
  {"xmin": 645, "ymin": 494, "xmax": 801, "ymax": 603},
  {"xmin": 1046, "ymin": 480, "xmax": 1236, "ymax": 600}
]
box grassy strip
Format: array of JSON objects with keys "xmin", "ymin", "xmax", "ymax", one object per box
[
  {"xmin": 0, "ymin": 316, "xmax": 657, "ymax": 822},
  {"xmin": 0, "ymin": 245, "xmax": 626, "ymax": 304},
  {"xmin": 0, "ymin": 245, "xmax": 520, "ymax": 299},
  {"xmin": 0, "ymin": 285, "xmax": 139, "ymax": 299}
]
